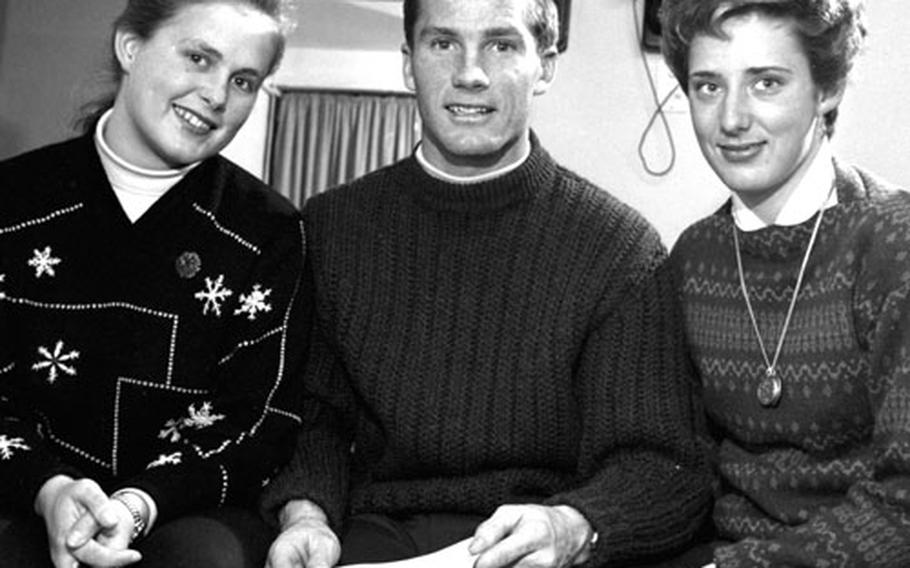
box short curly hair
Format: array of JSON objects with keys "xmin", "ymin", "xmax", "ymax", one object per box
[
  {"xmin": 659, "ymin": 0, "xmax": 866, "ymax": 135},
  {"xmin": 403, "ymin": 0, "xmax": 559, "ymax": 54}
]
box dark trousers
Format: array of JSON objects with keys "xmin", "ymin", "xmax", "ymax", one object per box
[
  {"xmin": 337, "ymin": 512, "xmax": 716, "ymax": 568},
  {"xmin": 0, "ymin": 507, "xmax": 274, "ymax": 568}
]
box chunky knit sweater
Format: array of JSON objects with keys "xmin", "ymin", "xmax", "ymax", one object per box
[
  {"xmin": 261, "ymin": 137, "xmax": 713, "ymax": 565},
  {"xmin": 0, "ymin": 134, "xmax": 309, "ymax": 524},
  {"xmin": 670, "ymin": 162, "xmax": 910, "ymax": 566}
]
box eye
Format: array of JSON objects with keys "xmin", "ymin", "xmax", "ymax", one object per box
[
  {"xmin": 429, "ymin": 38, "xmax": 454, "ymax": 50},
  {"xmin": 490, "ymin": 40, "xmax": 517, "ymax": 53},
  {"xmin": 754, "ymin": 76, "xmax": 783, "ymax": 93},
  {"xmin": 691, "ymin": 81, "xmax": 721, "ymax": 99},
  {"xmin": 232, "ymin": 76, "xmax": 256, "ymax": 94},
  {"xmin": 187, "ymin": 52, "xmax": 210, "ymax": 68}
]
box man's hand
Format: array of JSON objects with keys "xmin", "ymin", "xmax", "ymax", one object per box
[
  {"xmin": 265, "ymin": 499, "xmax": 341, "ymax": 568},
  {"xmin": 34, "ymin": 475, "xmax": 141, "ymax": 568},
  {"xmin": 469, "ymin": 504, "xmax": 595, "ymax": 568}
]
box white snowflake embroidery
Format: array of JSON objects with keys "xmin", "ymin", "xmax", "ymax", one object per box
[
  {"xmin": 158, "ymin": 418, "xmax": 184, "ymax": 443},
  {"xmin": 187, "ymin": 401, "xmax": 225, "ymax": 428},
  {"xmin": 28, "ymin": 246, "xmax": 62, "ymax": 278},
  {"xmin": 0, "ymin": 434, "xmax": 30, "ymax": 460},
  {"xmin": 157, "ymin": 402, "xmax": 226, "ymax": 442},
  {"xmin": 194, "ymin": 275, "xmax": 233, "ymax": 317},
  {"xmin": 31, "ymin": 340, "xmax": 80, "ymax": 384},
  {"xmin": 148, "ymin": 451, "xmax": 182, "ymax": 469},
  {"xmin": 234, "ymin": 284, "xmax": 273, "ymax": 320}
]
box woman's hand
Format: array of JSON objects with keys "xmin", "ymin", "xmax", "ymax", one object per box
[{"xmin": 34, "ymin": 475, "xmax": 141, "ymax": 568}]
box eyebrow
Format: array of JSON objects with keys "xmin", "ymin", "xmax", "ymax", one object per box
[
  {"xmin": 689, "ymin": 65, "xmax": 794, "ymax": 79},
  {"xmin": 417, "ymin": 25, "xmax": 525, "ymax": 41}
]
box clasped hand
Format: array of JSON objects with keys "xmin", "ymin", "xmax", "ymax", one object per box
[{"xmin": 35, "ymin": 475, "xmax": 141, "ymax": 568}]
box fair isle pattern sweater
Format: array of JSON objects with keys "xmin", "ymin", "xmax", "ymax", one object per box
[
  {"xmin": 261, "ymin": 137, "xmax": 713, "ymax": 566},
  {"xmin": 670, "ymin": 162, "xmax": 910, "ymax": 567},
  {"xmin": 0, "ymin": 135, "xmax": 309, "ymax": 524}
]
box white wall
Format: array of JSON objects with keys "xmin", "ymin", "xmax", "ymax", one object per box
[{"xmin": 3, "ymin": 0, "xmax": 910, "ymax": 246}]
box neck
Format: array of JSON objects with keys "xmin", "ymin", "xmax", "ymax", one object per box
[
  {"xmin": 733, "ymin": 130, "xmax": 833, "ymax": 228},
  {"xmin": 419, "ymin": 131, "xmax": 532, "ymax": 179}
]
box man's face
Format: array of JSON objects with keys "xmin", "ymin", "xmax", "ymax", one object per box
[{"xmin": 402, "ymin": 0, "xmax": 555, "ymax": 177}]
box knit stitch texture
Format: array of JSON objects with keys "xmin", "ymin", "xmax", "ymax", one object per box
[
  {"xmin": 261, "ymin": 136, "xmax": 713, "ymax": 565},
  {"xmin": 669, "ymin": 162, "xmax": 910, "ymax": 567}
]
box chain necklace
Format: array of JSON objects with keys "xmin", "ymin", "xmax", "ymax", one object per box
[{"xmin": 732, "ymin": 185, "xmax": 834, "ymax": 407}]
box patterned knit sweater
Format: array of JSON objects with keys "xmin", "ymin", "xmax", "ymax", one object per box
[
  {"xmin": 669, "ymin": 162, "xmax": 910, "ymax": 567},
  {"xmin": 0, "ymin": 134, "xmax": 309, "ymax": 525},
  {"xmin": 260, "ymin": 136, "xmax": 713, "ymax": 565}
]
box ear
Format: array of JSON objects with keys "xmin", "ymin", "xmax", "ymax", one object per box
[
  {"xmin": 533, "ymin": 47, "xmax": 558, "ymax": 96},
  {"xmin": 818, "ymin": 78, "xmax": 846, "ymax": 116},
  {"xmin": 113, "ymin": 28, "xmax": 143, "ymax": 73},
  {"xmin": 401, "ymin": 42, "xmax": 416, "ymax": 92}
]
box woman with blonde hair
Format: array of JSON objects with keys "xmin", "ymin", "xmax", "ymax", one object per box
[{"xmin": 0, "ymin": 1, "xmax": 308, "ymax": 566}]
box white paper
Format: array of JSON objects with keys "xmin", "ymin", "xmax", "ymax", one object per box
[{"xmin": 340, "ymin": 538, "xmax": 477, "ymax": 568}]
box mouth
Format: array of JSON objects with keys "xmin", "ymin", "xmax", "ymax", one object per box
[
  {"xmin": 717, "ymin": 141, "xmax": 765, "ymax": 162},
  {"xmin": 173, "ymin": 105, "xmax": 217, "ymax": 135},
  {"xmin": 445, "ymin": 104, "xmax": 495, "ymax": 119}
]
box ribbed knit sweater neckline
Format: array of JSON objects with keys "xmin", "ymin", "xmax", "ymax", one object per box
[{"xmin": 396, "ymin": 133, "xmax": 555, "ymax": 214}]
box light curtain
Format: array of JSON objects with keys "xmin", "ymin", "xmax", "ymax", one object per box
[{"xmin": 268, "ymin": 90, "xmax": 418, "ymax": 208}]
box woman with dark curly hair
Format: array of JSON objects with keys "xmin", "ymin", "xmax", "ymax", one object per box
[{"xmin": 661, "ymin": 0, "xmax": 910, "ymax": 565}]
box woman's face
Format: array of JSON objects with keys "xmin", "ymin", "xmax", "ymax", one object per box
[
  {"xmin": 107, "ymin": 2, "xmax": 281, "ymax": 169},
  {"xmin": 687, "ymin": 13, "xmax": 841, "ymax": 206}
]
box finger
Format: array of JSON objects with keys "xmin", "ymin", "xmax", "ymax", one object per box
[
  {"xmin": 265, "ymin": 540, "xmax": 304, "ymax": 568},
  {"xmin": 71, "ymin": 480, "xmax": 119, "ymax": 527},
  {"xmin": 306, "ymin": 539, "xmax": 341, "ymax": 568},
  {"xmin": 71, "ymin": 538, "xmax": 142, "ymax": 567},
  {"xmin": 66, "ymin": 510, "xmax": 102, "ymax": 548},
  {"xmin": 470, "ymin": 507, "xmax": 521, "ymax": 555},
  {"xmin": 474, "ymin": 534, "xmax": 540, "ymax": 568}
]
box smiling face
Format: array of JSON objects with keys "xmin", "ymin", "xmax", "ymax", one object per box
[
  {"xmin": 402, "ymin": 0, "xmax": 556, "ymax": 176},
  {"xmin": 106, "ymin": 2, "xmax": 281, "ymax": 169},
  {"xmin": 687, "ymin": 12, "xmax": 842, "ymax": 210}
]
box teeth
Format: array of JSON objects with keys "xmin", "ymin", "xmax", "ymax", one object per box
[
  {"xmin": 448, "ymin": 105, "xmax": 491, "ymax": 116},
  {"xmin": 174, "ymin": 106, "xmax": 212, "ymax": 132}
]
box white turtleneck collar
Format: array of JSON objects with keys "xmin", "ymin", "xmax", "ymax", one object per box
[
  {"xmin": 731, "ymin": 138, "xmax": 837, "ymax": 231},
  {"xmin": 414, "ymin": 135, "xmax": 531, "ymax": 185},
  {"xmin": 94, "ymin": 109, "xmax": 200, "ymax": 223}
]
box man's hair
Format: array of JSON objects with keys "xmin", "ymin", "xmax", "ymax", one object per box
[
  {"xmin": 403, "ymin": 0, "xmax": 559, "ymax": 54},
  {"xmin": 659, "ymin": 0, "xmax": 866, "ymax": 136}
]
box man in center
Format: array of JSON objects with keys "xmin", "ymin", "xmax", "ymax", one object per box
[{"xmin": 262, "ymin": 0, "xmax": 713, "ymax": 566}]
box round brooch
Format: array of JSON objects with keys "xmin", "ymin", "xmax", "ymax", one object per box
[{"xmin": 175, "ymin": 251, "xmax": 202, "ymax": 279}]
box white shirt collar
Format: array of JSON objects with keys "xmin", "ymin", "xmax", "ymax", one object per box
[
  {"xmin": 731, "ymin": 138, "xmax": 837, "ymax": 231},
  {"xmin": 94, "ymin": 109, "xmax": 199, "ymax": 222},
  {"xmin": 414, "ymin": 136, "xmax": 531, "ymax": 184}
]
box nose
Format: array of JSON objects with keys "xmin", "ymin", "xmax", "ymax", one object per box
[
  {"xmin": 452, "ymin": 49, "xmax": 490, "ymax": 90},
  {"xmin": 719, "ymin": 88, "xmax": 751, "ymax": 134},
  {"xmin": 199, "ymin": 75, "xmax": 229, "ymax": 113}
]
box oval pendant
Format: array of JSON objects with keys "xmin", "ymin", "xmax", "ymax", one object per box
[{"xmin": 757, "ymin": 371, "xmax": 782, "ymax": 407}]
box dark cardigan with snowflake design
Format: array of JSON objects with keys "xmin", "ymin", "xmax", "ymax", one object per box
[{"xmin": 0, "ymin": 134, "xmax": 309, "ymax": 525}]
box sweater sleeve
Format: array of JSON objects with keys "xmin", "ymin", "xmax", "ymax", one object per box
[
  {"xmin": 0, "ymin": 294, "xmax": 84, "ymax": 512},
  {"xmin": 258, "ymin": 293, "xmax": 356, "ymax": 529},
  {"xmin": 120, "ymin": 218, "xmax": 311, "ymax": 524},
  {"xmin": 715, "ymin": 252, "xmax": 910, "ymax": 566},
  {"xmin": 545, "ymin": 243, "xmax": 714, "ymax": 566}
]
